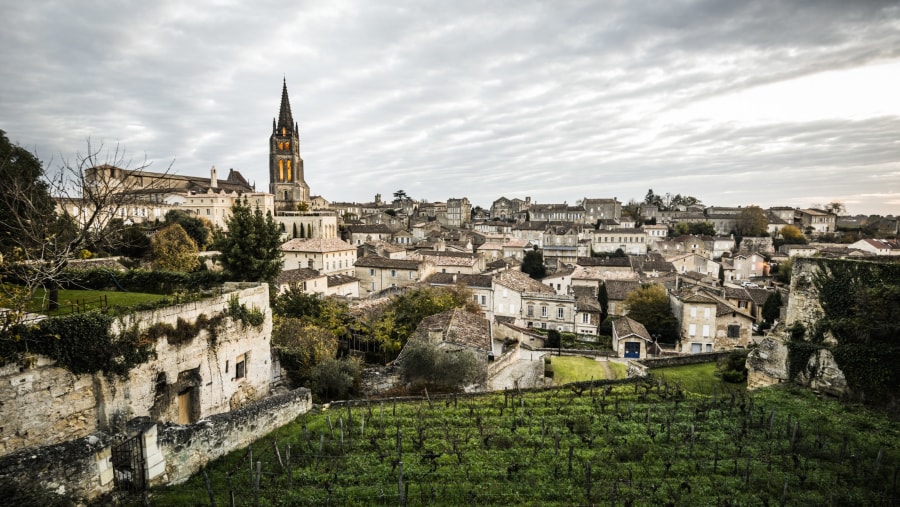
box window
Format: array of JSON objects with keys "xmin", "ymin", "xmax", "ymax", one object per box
[
  {"xmin": 582, "ymin": 314, "xmax": 590, "ymax": 324},
  {"xmin": 499, "ymin": 303, "xmax": 505, "ymax": 313},
  {"xmin": 480, "ymin": 295, "xmax": 486, "ymax": 305},
  {"xmin": 738, "ymin": 301, "xmax": 748, "ymax": 309},
  {"xmin": 391, "ymin": 269, "xmax": 397, "ymax": 277},
  {"xmin": 541, "ymin": 323, "xmax": 547, "ymax": 329},
  {"xmin": 474, "ymin": 295, "xmax": 479, "ymax": 303},
  {"xmin": 727, "ymin": 325, "xmax": 740, "ymax": 338},
  {"xmin": 690, "ymin": 343, "xmax": 702, "ymax": 353},
  {"xmin": 235, "ymin": 353, "xmax": 246, "ymax": 380},
  {"xmin": 690, "ymin": 307, "xmax": 697, "ymax": 317},
  {"xmin": 541, "ymin": 306, "xmax": 548, "ymax": 317},
  {"xmin": 706, "ymin": 344, "xmax": 713, "ymax": 352},
  {"xmin": 409, "ymin": 272, "xmax": 415, "ymax": 280},
  {"xmin": 369, "ymin": 268, "xmax": 375, "ymax": 276},
  {"xmin": 371, "ymin": 282, "xmax": 376, "ymax": 291},
  {"xmin": 557, "ymin": 308, "xmax": 564, "ymax": 319},
  {"xmin": 704, "ymin": 308, "xmax": 711, "ymax": 318},
  {"xmin": 527, "ymin": 306, "xmax": 534, "ymax": 317},
  {"xmin": 702, "ymin": 324, "xmax": 710, "ymax": 337},
  {"xmin": 688, "ymin": 323, "xmax": 697, "ymax": 337}
]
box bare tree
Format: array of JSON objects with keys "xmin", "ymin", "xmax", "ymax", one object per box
[{"xmin": 0, "ymin": 135, "xmax": 172, "ymax": 323}]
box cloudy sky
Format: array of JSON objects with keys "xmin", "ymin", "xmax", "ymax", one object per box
[{"xmin": 2, "ymin": 0, "xmax": 899, "ymax": 215}]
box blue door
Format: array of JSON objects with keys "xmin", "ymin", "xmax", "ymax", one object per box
[{"xmin": 624, "ymin": 342, "xmax": 641, "ymax": 358}]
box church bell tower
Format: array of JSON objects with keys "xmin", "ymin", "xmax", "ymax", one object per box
[{"xmin": 269, "ymin": 79, "xmax": 310, "ymax": 211}]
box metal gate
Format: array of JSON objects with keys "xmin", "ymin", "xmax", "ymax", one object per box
[{"xmin": 110, "ymin": 434, "xmax": 146, "ymax": 491}]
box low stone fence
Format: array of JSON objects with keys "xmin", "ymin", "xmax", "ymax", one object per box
[
  {"xmin": 487, "ymin": 340, "xmax": 520, "ymax": 379},
  {"xmin": 154, "ymin": 387, "xmax": 312, "ymax": 486},
  {"xmin": 534, "ymin": 347, "xmax": 615, "ymax": 358},
  {"xmin": 626, "ymin": 351, "xmax": 734, "ymax": 378},
  {"xmin": 0, "ymin": 387, "xmax": 312, "ymax": 503}
]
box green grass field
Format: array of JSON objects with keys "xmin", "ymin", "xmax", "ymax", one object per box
[
  {"xmin": 24, "ymin": 288, "xmax": 167, "ymax": 315},
  {"xmin": 548, "ymin": 355, "xmax": 627, "ymax": 384},
  {"xmin": 650, "ymin": 361, "xmax": 745, "ymax": 394}
]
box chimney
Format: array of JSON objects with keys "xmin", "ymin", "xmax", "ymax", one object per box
[{"xmin": 210, "ymin": 166, "xmax": 218, "ymax": 188}]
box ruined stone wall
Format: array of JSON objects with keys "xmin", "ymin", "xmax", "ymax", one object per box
[
  {"xmin": 0, "ymin": 284, "xmax": 272, "ymax": 457},
  {"xmin": 154, "ymin": 387, "xmax": 311, "ymax": 486},
  {"xmin": 783, "ymin": 258, "xmax": 822, "ymax": 328},
  {"xmin": 0, "ymin": 388, "xmax": 312, "ymax": 503}
]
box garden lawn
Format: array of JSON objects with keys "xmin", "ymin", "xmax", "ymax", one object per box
[
  {"xmin": 549, "ymin": 355, "xmax": 624, "ymax": 383},
  {"xmin": 25, "ymin": 288, "xmax": 168, "ymax": 315},
  {"xmin": 649, "ymin": 361, "xmax": 745, "ymax": 395}
]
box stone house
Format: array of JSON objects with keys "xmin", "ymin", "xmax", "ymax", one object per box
[
  {"xmin": 603, "ymin": 279, "xmax": 642, "ymax": 317},
  {"xmin": 275, "ymin": 211, "xmax": 340, "ymax": 241},
  {"xmin": 671, "ymin": 289, "xmax": 754, "ymax": 353},
  {"xmin": 354, "ymin": 256, "xmax": 430, "ymax": 296},
  {"xmin": 521, "ymin": 292, "xmax": 577, "ymax": 333},
  {"xmin": 493, "ymin": 269, "xmax": 556, "ymax": 324},
  {"xmin": 612, "ymin": 316, "xmax": 654, "ymax": 359},
  {"xmin": 669, "ymin": 252, "xmax": 721, "ymax": 278},
  {"xmin": 344, "ymin": 224, "xmax": 394, "ymax": 246},
  {"xmin": 326, "ymin": 274, "xmax": 360, "ymax": 298},
  {"xmin": 442, "ymin": 197, "xmax": 471, "ymax": 227},
  {"xmin": 581, "ymin": 197, "xmax": 622, "ymax": 224},
  {"xmin": 280, "ymin": 237, "xmax": 357, "ymax": 276},
  {"xmin": 592, "ymin": 228, "xmax": 648, "ymax": 255},
  {"xmin": 416, "ymin": 250, "xmax": 483, "ymax": 274},
  {"xmin": 427, "ymin": 273, "xmax": 494, "ymax": 317},
  {"xmin": 541, "ymin": 267, "xmax": 575, "ymax": 295},
  {"xmin": 796, "ymin": 208, "xmax": 836, "ymax": 235},
  {"xmin": 275, "ymin": 268, "xmax": 328, "ymax": 295},
  {"xmin": 490, "ymin": 196, "xmax": 531, "ymax": 221},
  {"xmin": 848, "ymin": 238, "xmax": 900, "ymax": 256},
  {"xmin": 573, "ymin": 286, "xmax": 602, "ymax": 337},
  {"xmin": 729, "ymin": 252, "xmax": 767, "ymax": 282}
]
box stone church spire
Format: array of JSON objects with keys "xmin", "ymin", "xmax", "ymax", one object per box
[
  {"xmin": 276, "ymin": 78, "xmax": 294, "ymax": 134},
  {"xmin": 269, "ymin": 79, "xmax": 309, "ymax": 211}
]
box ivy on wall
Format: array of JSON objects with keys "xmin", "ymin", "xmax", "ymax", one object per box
[
  {"xmin": 805, "ymin": 258, "xmax": 900, "ymax": 403},
  {"xmin": 1, "ymin": 293, "xmax": 265, "ymax": 376},
  {"xmin": 0, "ymin": 313, "xmax": 155, "ymax": 376}
]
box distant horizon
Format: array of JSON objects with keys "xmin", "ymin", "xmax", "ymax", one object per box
[{"xmin": 3, "ymin": 1, "xmax": 898, "ymax": 217}]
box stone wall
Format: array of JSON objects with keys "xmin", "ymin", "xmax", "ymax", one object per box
[
  {"xmin": 738, "ymin": 236, "xmax": 774, "ymax": 256},
  {"xmin": 783, "ymin": 258, "xmax": 822, "ymax": 328},
  {"xmin": 487, "ymin": 340, "xmax": 520, "ymax": 379},
  {"xmin": 0, "ymin": 284, "xmax": 273, "ymax": 457},
  {"xmin": 0, "ymin": 388, "xmax": 311, "ymax": 503},
  {"xmin": 625, "ymin": 351, "xmax": 734, "ymax": 378},
  {"xmin": 154, "ymin": 387, "xmax": 312, "ymax": 486}
]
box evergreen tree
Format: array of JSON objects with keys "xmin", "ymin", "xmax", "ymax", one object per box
[
  {"xmin": 292, "ymin": 222, "xmax": 298, "ymax": 239},
  {"xmin": 213, "ymin": 197, "xmax": 283, "ymax": 283},
  {"xmin": 521, "ymin": 247, "xmax": 546, "ymax": 279},
  {"xmin": 597, "ymin": 282, "xmax": 609, "ymax": 321},
  {"xmin": 762, "ymin": 291, "xmax": 783, "ymax": 325}
]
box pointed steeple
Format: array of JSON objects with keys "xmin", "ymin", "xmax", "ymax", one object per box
[{"xmin": 276, "ymin": 78, "xmax": 294, "ymax": 133}]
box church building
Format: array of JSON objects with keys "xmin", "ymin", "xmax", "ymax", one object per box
[{"xmin": 269, "ymin": 79, "xmax": 311, "ymax": 211}]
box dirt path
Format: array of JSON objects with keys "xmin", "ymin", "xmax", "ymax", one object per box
[{"xmin": 596, "ymin": 357, "xmax": 616, "ymax": 380}]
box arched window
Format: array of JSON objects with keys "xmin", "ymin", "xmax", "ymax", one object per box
[
  {"xmin": 278, "ymin": 159, "xmax": 284, "ymax": 180},
  {"xmin": 287, "ymin": 160, "xmax": 292, "ymax": 180}
]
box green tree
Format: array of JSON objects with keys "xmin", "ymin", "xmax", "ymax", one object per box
[
  {"xmin": 309, "ymin": 357, "xmax": 362, "ymax": 402},
  {"xmin": 398, "ymin": 339, "xmax": 484, "ymax": 392},
  {"xmin": 521, "ymin": 248, "xmax": 546, "ymax": 279},
  {"xmin": 213, "ymin": 197, "xmax": 284, "ymax": 283},
  {"xmin": 367, "ymin": 286, "xmax": 478, "ymax": 361},
  {"xmin": 118, "ymin": 225, "xmax": 152, "ymax": 258},
  {"xmin": 0, "ymin": 130, "xmax": 54, "ymax": 257},
  {"xmin": 164, "ymin": 210, "xmax": 211, "ymax": 250},
  {"xmin": 272, "ymin": 317, "xmax": 338, "ymax": 386},
  {"xmin": 735, "ymin": 206, "xmax": 768, "ymax": 237},
  {"xmin": 624, "ymin": 284, "xmax": 678, "ymax": 343},
  {"xmin": 151, "ymin": 223, "xmax": 200, "ymax": 272},
  {"xmin": 597, "ymin": 282, "xmax": 609, "ymax": 322},
  {"xmin": 773, "ymin": 258, "xmax": 793, "ymax": 284},
  {"xmin": 762, "ymin": 291, "xmax": 783, "ymax": 325},
  {"xmin": 778, "ymin": 225, "xmax": 806, "ymax": 245}
]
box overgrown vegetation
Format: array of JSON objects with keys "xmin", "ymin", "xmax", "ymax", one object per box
[
  {"xmin": 398, "ymin": 339, "xmax": 485, "ymax": 392},
  {"xmin": 807, "ymin": 258, "xmax": 900, "ymax": 404},
  {"xmin": 143, "ymin": 383, "xmax": 898, "ymax": 506}
]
